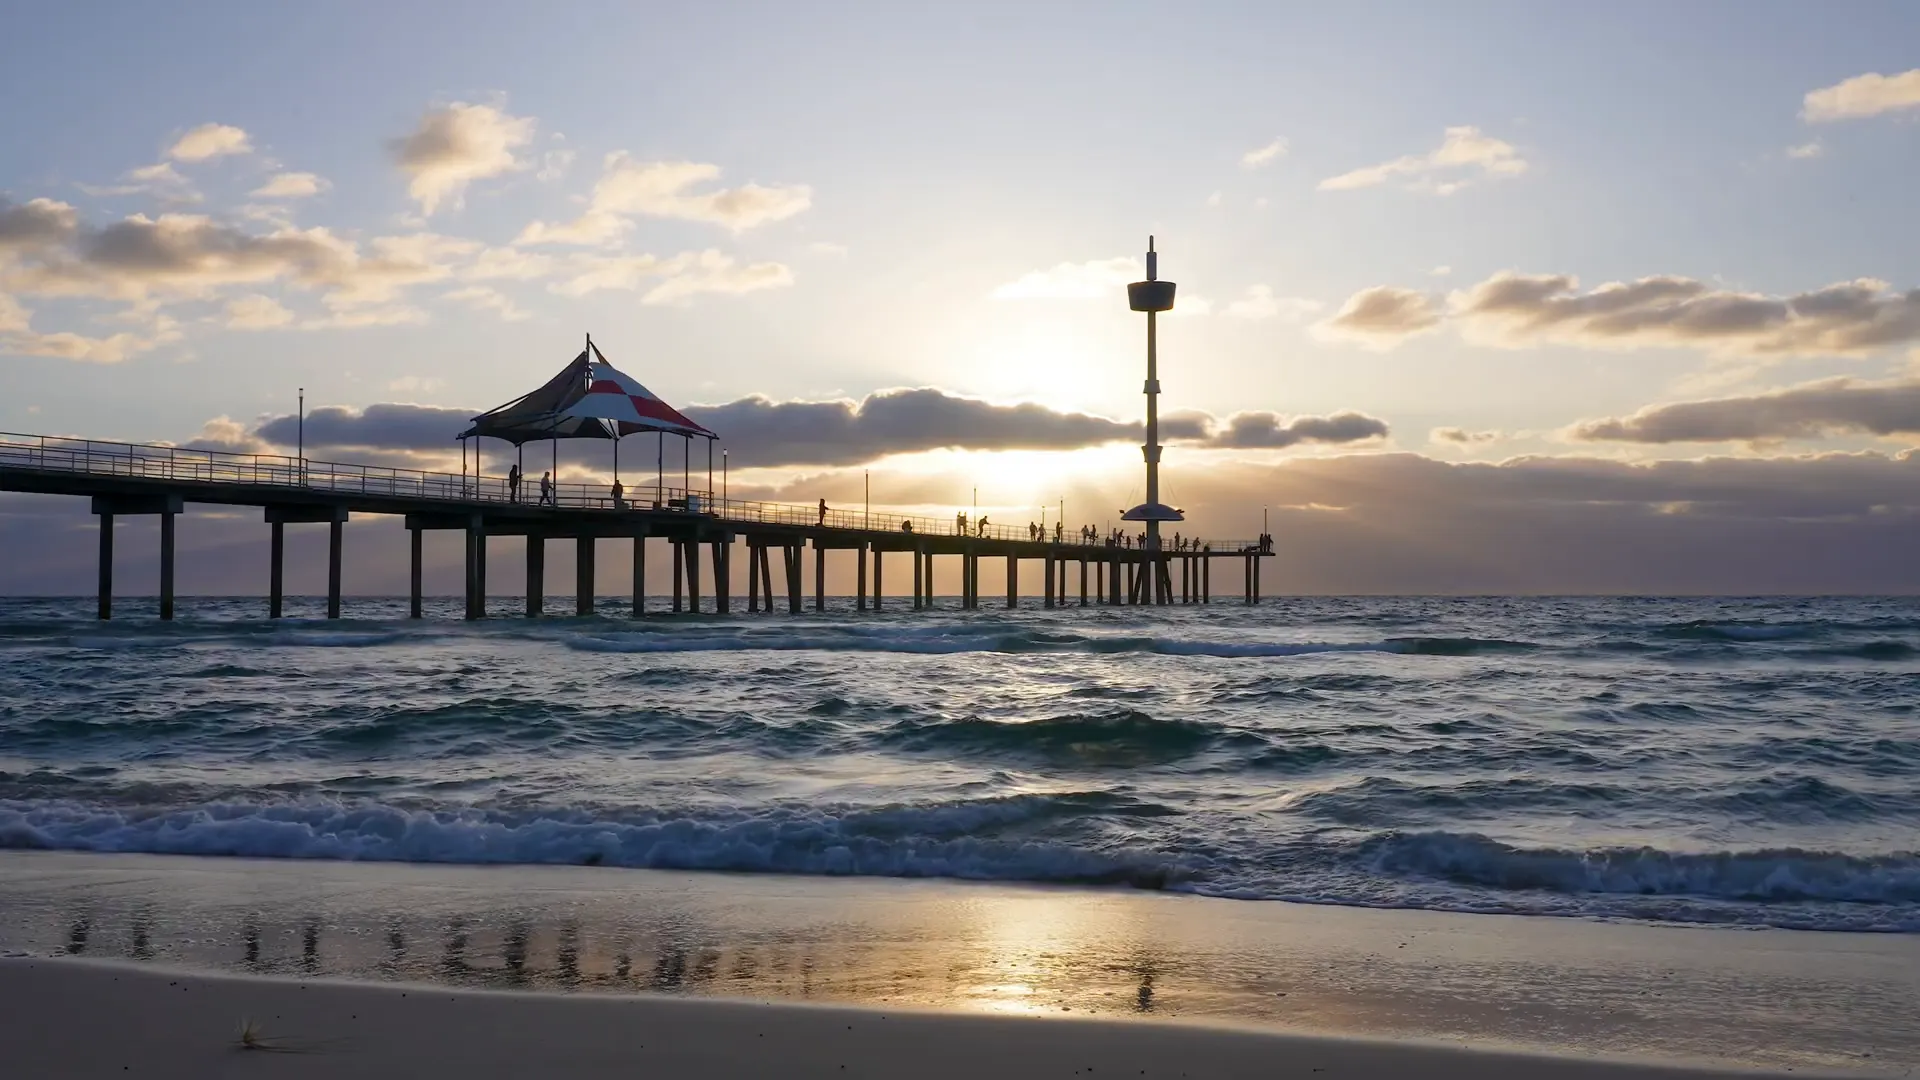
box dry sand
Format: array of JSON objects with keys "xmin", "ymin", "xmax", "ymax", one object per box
[{"xmin": 0, "ymin": 957, "xmax": 1828, "ymax": 1080}]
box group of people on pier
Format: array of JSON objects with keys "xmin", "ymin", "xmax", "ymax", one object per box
[{"xmin": 505, "ymin": 464, "xmax": 555, "ymax": 507}]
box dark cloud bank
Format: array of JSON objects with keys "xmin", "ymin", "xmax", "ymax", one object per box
[{"xmin": 237, "ymin": 388, "xmax": 1389, "ymax": 467}]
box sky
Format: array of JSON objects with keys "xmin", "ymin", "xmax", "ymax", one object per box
[{"xmin": 4, "ymin": 0, "xmax": 1920, "ymax": 595}]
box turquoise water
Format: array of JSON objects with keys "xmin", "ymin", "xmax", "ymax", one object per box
[{"xmin": 2, "ymin": 595, "xmax": 1917, "ymax": 932}]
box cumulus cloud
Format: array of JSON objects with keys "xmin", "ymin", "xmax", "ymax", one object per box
[
  {"xmin": 1449, "ymin": 272, "xmax": 1920, "ymax": 357},
  {"xmin": 0, "ymin": 315, "xmax": 180, "ymax": 364},
  {"xmin": 1241, "ymin": 137, "xmax": 1288, "ymax": 168},
  {"xmin": 1803, "ymin": 69, "xmax": 1920, "ymax": 122},
  {"xmin": 235, "ymin": 388, "xmax": 1386, "ymax": 469},
  {"xmin": 250, "ymin": 172, "xmax": 329, "ymax": 198},
  {"xmin": 1207, "ymin": 411, "xmax": 1389, "ymax": 448},
  {"xmin": 391, "ymin": 102, "xmax": 535, "ymax": 214},
  {"xmin": 1311, "ymin": 270, "xmax": 1920, "ymax": 360},
  {"xmin": 222, "ymin": 293, "xmax": 296, "ymax": 330},
  {"xmin": 990, "ymin": 257, "xmax": 1140, "ymax": 300},
  {"xmin": 517, "ymin": 154, "xmax": 811, "ymax": 244},
  {"xmin": 1314, "ymin": 286, "xmax": 1442, "ymax": 346},
  {"xmin": 1432, "ymin": 427, "xmax": 1500, "ymax": 445},
  {"xmin": 1786, "ymin": 141, "xmax": 1824, "ymax": 160},
  {"xmin": 551, "ymin": 249, "xmax": 793, "ymax": 305},
  {"xmin": 0, "ymin": 198, "xmax": 78, "ymax": 253},
  {"xmin": 254, "ymin": 403, "xmax": 473, "ymax": 452},
  {"xmin": 1319, "ymin": 126, "xmax": 1526, "ymax": 194},
  {"xmin": 441, "ymin": 285, "xmax": 529, "ymax": 321},
  {"xmin": 167, "ymin": 123, "xmax": 253, "ymax": 162},
  {"xmin": 1571, "ymin": 378, "xmax": 1920, "ymax": 444},
  {"xmin": 1222, "ymin": 284, "xmax": 1321, "ymax": 322}
]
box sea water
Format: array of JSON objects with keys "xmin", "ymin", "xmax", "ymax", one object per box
[{"xmin": 1, "ymin": 595, "xmax": 1915, "ymax": 933}]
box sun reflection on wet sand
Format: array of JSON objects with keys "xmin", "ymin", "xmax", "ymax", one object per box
[{"xmin": 2, "ymin": 851, "xmax": 1916, "ymax": 1075}]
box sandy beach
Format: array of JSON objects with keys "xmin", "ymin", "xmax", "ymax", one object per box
[
  {"xmin": 1, "ymin": 955, "xmax": 1854, "ymax": 1080},
  {"xmin": 2, "ymin": 851, "xmax": 1912, "ymax": 1077}
]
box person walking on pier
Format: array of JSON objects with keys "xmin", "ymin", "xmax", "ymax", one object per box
[
  {"xmin": 818, "ymin": 498, "xmax": 828, "ymax": 525},
  {"xmin": 611, "ymin": 479, "xmax": 626, "ymax": 511},
  {"xmin": 508, "ymin": 463, "xmax": 522, "ymax": 503},
  {"xmin": 539, "ymin": 471, "xmax": 554, "ymax": 507},
  {"xmin": 977, "ymin": 516, "xmax": 990, "ymax": 536},
  {"xmin": 956, "ymin": 511, "xmax": 967, "ymax": 535}
]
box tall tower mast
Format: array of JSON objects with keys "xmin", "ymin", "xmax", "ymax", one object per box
[{"xmin": 1122, "ymin": 236, "xmax": 1183, "ymax": 570}]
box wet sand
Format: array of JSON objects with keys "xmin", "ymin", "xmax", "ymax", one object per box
[{"xmin": 1, "ymin": 851, "xmax": 1912, "ymax": 1076}]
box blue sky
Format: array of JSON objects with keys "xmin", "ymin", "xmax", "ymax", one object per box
[{"xmin": 4, "ymin": 1, "xmax": 1920, "ymax": 592}]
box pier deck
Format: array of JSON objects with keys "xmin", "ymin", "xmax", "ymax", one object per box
[{"xmin": 1, "ymin": 432, "xmax": 1272, "ymax": 619}]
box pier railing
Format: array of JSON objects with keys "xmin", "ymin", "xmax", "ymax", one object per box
[{"xmin": 0, "ymin": 431, "xmax": 1266, "ymax": 551}]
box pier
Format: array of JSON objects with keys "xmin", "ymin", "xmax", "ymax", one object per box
[{"xmin": 0, "ymin": 432, "xmax": 1271, "ymax": 620}]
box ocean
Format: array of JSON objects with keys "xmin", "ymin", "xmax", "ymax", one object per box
[{"xmin": 2, "ymin": 595, "xmax": 1916, "ymax": 934}]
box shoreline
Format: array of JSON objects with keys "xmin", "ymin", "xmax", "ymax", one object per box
[
  {"xmin": 0, "ymin": 956, "xmax": 1853, "ymax": 1080},
  {"xmin": 1, "ymin": 850, "xmax": 1912, "ymax": 1074}
]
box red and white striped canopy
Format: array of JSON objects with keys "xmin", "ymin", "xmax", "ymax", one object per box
[{"xmin": 563, "ymin": 361, "xmax": 714, "ymax": 438}]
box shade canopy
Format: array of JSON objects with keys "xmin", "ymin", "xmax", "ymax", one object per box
[{"xmin": 460, "ymin": 339, "xmax": 716, "ymax": 445}]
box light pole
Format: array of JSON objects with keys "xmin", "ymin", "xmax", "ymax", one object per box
[
  {"xmin": 722, "ymin": 448, "xmax": 728, "ymax": 502},
  {"xmin": 865, "ymin": 469, "xmax": 870, "ymax": 530},
  {"xmin": 297, "ymin": 387, "xmax": 305, "ymax": 484}
]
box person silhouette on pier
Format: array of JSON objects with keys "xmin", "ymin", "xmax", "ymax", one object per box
[
  {"xmin": 539, "ymin": 471, "xmax": 554, "ymax": 506},
  {"xmin": 977, "ymin": 516, "xmax": 990, "ymax": 536},
  {"xmin": 611, "ymin": 479, "xmax": 626, "ymax": 510},
  {"xmin": 1054, "ymin": 521, "xmax": 1063, "ymax": 543},
  {"xmin": 901, "ymin": 519, "xmax": 914, "ymax": 533},
  {"xmin": 957, "ymin": 511, "xmax": 967, "ymax": 535},
  {"xmin": 508, "ymin": 463, "xmax": 522, "ymax": 503},
  {"xmin": 818, "ymin": 498, "xmax": 828, "ymax": 525}
]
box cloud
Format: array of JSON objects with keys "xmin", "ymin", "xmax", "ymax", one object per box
[
  {"xmin": 1207, "ymin": 411, "xmax": 1389, "ymax": 448},
  {"xmin": 1318, "ymin": 126, "xmax": 1526, "ymax": 193},
  {"xmin": 250, "ymin": 172, "xmax": 329, "ymax": 198},
  {"xmin": 441, "ymin": 284, "xmax": 529, "ymax": 321},
  {"xmin": 1314, "ymin": 286, "xmax": 1442, "ymax": 346},
  {"xmin": 551, "ymin": 249, "xmax": 793, "ymax": 305},
  {"xmin": 391, "ymin": 102, "xmax": 535, "ymax": 214},
  {"xmin": 640, "ymin": 253, "xmax": 792, "ymax": 306},
  {"xmin": 1449, "ymin": 271, "xmax": 1920, "ymax": 358},
  {"xmin": 254, "ymin": 402, "xmax": 473, "ymax": 452},
  {"xmin": 990, "ymin": 257, "xmax": 1140, "ymax": 300},
  {"xmin": 167, "ymin": 123, "xmax": 253, "ymax": 162},
  {"xmin": 237, "ymin": 389, "xmax": 1386, "ymax": 469},
  {"xmin": 536, "ymin": 147, "xmax": 576, "ymax": 183},
  {"xmin": 1803, "ymin": 69, "xmax": 1920, "ymax": 122},
  {"xmin": 222, "ymin": 293, "xmax": 295, "ymax": 329},
  {"xmin": 0, "ymin": 293, "xmax": 28, "ymax": 334},
  {"xmin": 465, "ymin": 246, "xmax": 557, "ymax": 281},
  {"xmin": 1431, "ymin": 265, "xmax": 1453, "ymax": 277},
  {"xmin": 517, "ymin": 154, "xmax": 812, "ymax": 244},
  {"xmin": 1, "ymin": 321, "xmax": 180, "ymax": 364},
  {"xmin": 0, "ymin": 198, "xmax": 78, "ymax": 253},
  {"xmin": 1222, "ymin": 285, "xmax": 1321, "ymax": 322},
  {"xmin": 1571, "ymin": 378, "xmax": 1920, "ymax": 444},
  {"xmin": 1786, "ymin": 141, "xmax": 1824, "ymax": 160},
  {"xmin": 1241, "ymin": 137, "xmax": 1288, "ymax": 169},
  {"xmin": 809, "ymin": 241, "xmax": 848, "ymax": 257},
  {"xmin": 1432, "ymin": 426, "xmax": 1500, "ymax": 445},
  {"xmin": 1206, "ymin": 191, "xmax": 1222, "ymax": 208}
]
